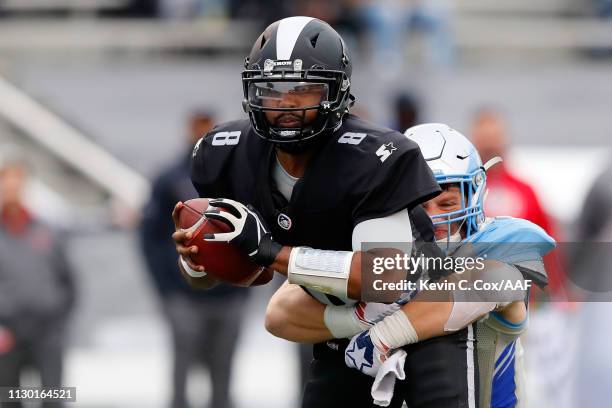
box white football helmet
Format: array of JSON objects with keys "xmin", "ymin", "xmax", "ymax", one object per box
[{"xmin": 405, "ymin": 123, "xmax": 497, "ymax": 239}]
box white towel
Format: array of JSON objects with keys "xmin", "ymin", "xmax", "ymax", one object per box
[{"xmin": 371, "ymin": 349, "xmax": 407, "ymax": 406}]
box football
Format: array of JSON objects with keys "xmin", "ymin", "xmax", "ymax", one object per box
[{"xmin": 178, "ymin": 198, "xmax": 273, "ymax": 286}]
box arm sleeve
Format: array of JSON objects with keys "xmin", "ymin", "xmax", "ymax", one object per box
[{"xmin": 351, "ymin": 209, "xmax": 413, "ymax": 252}]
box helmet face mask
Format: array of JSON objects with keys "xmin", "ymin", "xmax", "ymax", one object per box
[
  {"xmin": 430, "ymin": 170, "xmax": 486, "ymax": 245},
  {"xmin": 242, "ymin": 17, "xmax": 353, "ymax": 151}
]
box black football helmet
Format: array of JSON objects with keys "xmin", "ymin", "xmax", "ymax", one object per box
[{"xmin": 242, "ymin": 16, "xmax": 354, "ymax": 152}]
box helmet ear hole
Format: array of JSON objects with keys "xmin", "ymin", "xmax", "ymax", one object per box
[
  {"xmin": 310, "ymin": 33, "xmax": 320, "ymax": 48},
  {"xmin": 260, "ymin": 35, "xmax": 267, "ymax": 49},
  {"xmin": 342, "ymin": 54, "xmax": 349, "ymax": 67}
]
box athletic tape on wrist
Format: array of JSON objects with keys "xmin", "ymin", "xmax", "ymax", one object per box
[
  {"xmin": 324, "ymin": 305, "xmax": 371, "ymax": 339},
  {"xmin": 180, "ymin": 256, "xmax": 207, "ymax": 278},
  {"xmin": 287, "ymin": 247, "xmax": 353, "ymax": 299},
  {"xmin": 370, "ymin": 310, "xmax": 418, "ymax": 351}
]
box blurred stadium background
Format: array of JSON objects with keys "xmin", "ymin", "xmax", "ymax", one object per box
[{"xmin": 0, "ymin": 1, "xmax": 610, "ymax": 407}]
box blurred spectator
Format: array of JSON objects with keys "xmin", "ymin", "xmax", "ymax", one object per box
[
  {"xmin": 0, "ymin": 148, "xmax": 76, "ymax": 405},
  {"xmin": 392, "ymin": 91, "xmax": 420, "ymax": 132},
  {"xmin": 471, "ymin": 107, "xmax": 567, "ymax": 297},
  {"xmin": 159, "ymin": 0, "xmax": 228, "ymax": 20},
  {"xmin": 139, "ymin": 111, "xmax": 247, "ymax": 408},
  {"xmin": 471, "ymin": 108, "xmax": 574, "ymax": 408},
  {"xmin": 568, "ymin": 161, "xmax": 612, "ymax": 292},
  {"xmin": 592, "ymin": 0, "xmax": 612, "ymax": 18},
  {"xmin": 572, "ymin": 163, "xmax": 612, "ymax": 406},
  {"xmin": 228, "ymin": 0, "xmax": 287, "ymax": 25},
  {"xmin": 470, "ymin": 109, "xmax": 559, "ymax": 236},
  {"xmin": 119, "ymin": 0, "xmax": 159, "ymax": 17},
  {"xmin": 574, "ymin": 163, "xmax": 612, "ymax": 243},
  {"xmin": 356, "ymin": 0, "xmax": 455, "ymax": 75},
  {"xmin": 288, "ymin": 0, "xmax": 343, "ymax": 23}
]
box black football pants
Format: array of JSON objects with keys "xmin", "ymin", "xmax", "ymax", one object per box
[{"xmin": 302, "ymin": 325, "xmax": 478, "ymax": 408}]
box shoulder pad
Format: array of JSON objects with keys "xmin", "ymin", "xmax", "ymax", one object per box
[
  {"xmin": 192, "ymin": 119, "xmax": 253, "ymax": 158},
  {"xmin": 464, "ymin": 216, "xmax": 556, "ymax": 263},
  {"xmin": 202, "ymin": 119, "xmax": 251, "ymax": 144},
  {"xmin": 191, "ymin": 119, "xmax": 255, "ymax": 197},
  {"xmin": 325, "ymin": 116, "xmax": 439, "ymax": 224},
  {"xmin": 333, "ymin": 115, "xmax": 422, "ymax": 163}
]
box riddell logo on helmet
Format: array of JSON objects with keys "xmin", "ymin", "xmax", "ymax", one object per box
[
  {"xmin": 264, "ymin": 59, "xmax": 303, "ymax": 73},
  {"xmin": 264, "ymin": 59, "xmax": 292, "ymax": 70}
]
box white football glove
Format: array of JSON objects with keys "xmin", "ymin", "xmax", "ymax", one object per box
[{"xmin": 344, "ymin": 329, "xmax": 390, "ymax": 377}]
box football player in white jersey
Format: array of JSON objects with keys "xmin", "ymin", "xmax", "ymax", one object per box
[{"xmin": 266, "ymin": 123, "xmax": 555, "ymax": 407}]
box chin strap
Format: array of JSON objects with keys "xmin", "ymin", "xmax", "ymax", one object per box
[
  {"xmin": 471, "ymin": 156, "xmax": 503, "ymax": 214},
  {"xmin": 437, "ymin": 230, "xmax": 463, "ymax": 244},
  {"xmin": 473, "ymin": 156, "xmax": 503, "ymax": 221},
  {"xmin": 483, "ymin": 156, "xmax": 503, "ymax": 171},
  {"xmin": 347, "ymin": 93, "xmax": 356, "ymax": 110}
]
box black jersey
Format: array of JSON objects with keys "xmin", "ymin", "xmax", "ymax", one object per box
[
  {"xmin": 192, "ymin": 114, "xmax": 439, "ymax": 245},
  {"xmin": 191, "ymin": 114, "xmax": 440, "ymax": 303}
]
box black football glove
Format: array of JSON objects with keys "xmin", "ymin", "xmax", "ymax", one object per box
[{"xmin": 203, "ymin": 198, "xmax": 282, "ymax": 266}]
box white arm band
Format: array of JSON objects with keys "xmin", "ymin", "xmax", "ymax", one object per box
[
  {"xmin": 324, "ymin": 305, "xmax": 370, "ymax": 339},
  {"xmin": 351, "ymin": 209, "xmax": 413, "ymax": 252},
  {"xmin": 444, "ymin": 261, "xmax": 526, "ymax": 332},
  {"xmin": 287, "ymin": 247, "xmax": 353, "ymax": 299},
  {"xmin": 180, "ymin": 256, "xmax": 207, "ymax": 278},
  {"xmin": 370, "ymin": 310, "xmax": 418, "ymax": 350},
  {"xmin": 444, "ymin": 296, "xmax": 497, "ymax": 332}
]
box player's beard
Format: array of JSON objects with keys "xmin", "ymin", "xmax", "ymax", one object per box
[
  {"xmin": 274, "ymin": 113, "xmax": 304, "ymax": 127},
  {"xmin": 270, "ymin": 111, "xmax": 325, "ymax": 154}
]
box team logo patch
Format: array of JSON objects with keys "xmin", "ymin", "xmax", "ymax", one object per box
[
  {"xmin": 376, "ymin": 142, "xmax": 397, "ymax": 163},
  {"xmin": 277, "ymin": 213, "xmax": 292, "ymax": 230}
]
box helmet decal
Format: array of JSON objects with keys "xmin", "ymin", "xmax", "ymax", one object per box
[{"xmin": 276, "ymin": 17, "xmax": 315, "ymax": 60}]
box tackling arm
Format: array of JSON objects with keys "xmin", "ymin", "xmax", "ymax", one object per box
[
  {"xmin": 266, "ymin": 260, "xmax": 527, "ymax": 345},
  {"xmin": 265, "ymin": 280, "xmax": 330, "ymax": 343}
]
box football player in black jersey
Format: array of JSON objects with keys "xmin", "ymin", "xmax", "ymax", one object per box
[{"xmin": 172, "ymin": 16, "xmax": 476, "ymax": 408}]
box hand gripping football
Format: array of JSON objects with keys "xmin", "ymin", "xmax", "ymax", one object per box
[{"xmin": 178, "ymin": 198, "xmax": 273, "ymax": 286}]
